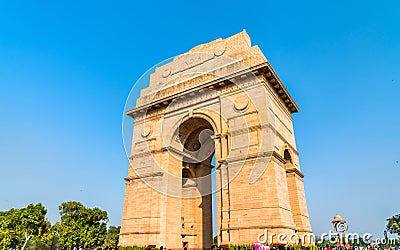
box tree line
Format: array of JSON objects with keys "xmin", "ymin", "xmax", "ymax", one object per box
[
  {"xmin": 0, "ymin": 201, "xmax": 120, "ymax": 250},
  {"xmin": 2, "ymin": 203, "xmax": 400, "ymax": 250}
]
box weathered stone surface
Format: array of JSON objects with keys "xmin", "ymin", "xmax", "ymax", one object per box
[{"xmin": 120, "ymin": 31, "xmax": 312, "ymax": 249}]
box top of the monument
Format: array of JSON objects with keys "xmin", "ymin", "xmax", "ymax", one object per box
[
  {"xmin": 186, "ymin": 29, "xmax": 251, "ymax": 54},
  {"xmin": 127, "ymin": 30, "xmax": 299, "ymax": 116}
]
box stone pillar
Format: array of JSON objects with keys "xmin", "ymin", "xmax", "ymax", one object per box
[{"xmin": 286, "ymin": 168, "xmax": 312, "ymax": 243}]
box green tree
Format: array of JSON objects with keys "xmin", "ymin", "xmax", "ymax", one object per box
[
  {"xmin": 55, "ymin": 201, "xmax": 108, "ymax": 249},
  {"xmin": 17, "ymin": 203, "xmax": 51, "ymax": 250},
  {"xmin": 387, "ymin": 214, "xmax": 400, "ymax": 236},
  {"xmin": 213, "ymin": 235, "xmax": 218, "ymax": 245},
  {"xmin": 0, "ymin": 209, "xmax": 19, "ymax": 249},
  {"xmin": 0, "ymin": 203, "xmax": 50, "ymax": 250},
  {"xmin": 24, "ymin": 234, "xmax": 57, "ymax": 250},
  {"xmin": 104, "ymin": 226, "xmax": 120, "ymax": 247}
]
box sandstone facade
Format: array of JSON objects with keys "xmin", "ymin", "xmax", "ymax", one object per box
[{"xmin": 119, "ymin": 31, "xmax": 312, "ymax": 249}]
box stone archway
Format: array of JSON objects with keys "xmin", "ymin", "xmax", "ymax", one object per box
[{"xmin": 178, "ymin": 118, "xmax": 215, "ymax": 249}]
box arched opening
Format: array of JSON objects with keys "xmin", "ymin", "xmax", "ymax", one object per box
[
  {"xmin": 284, "ymin": 149, "xmax": 293, "ymax": 169},
  {"xmin": 178, "ymin": 118, "xmax": 215, "ymax": 249}
]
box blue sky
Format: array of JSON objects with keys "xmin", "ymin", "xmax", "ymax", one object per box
[{"xmin": 1, "ymin": 0, "xmax": 400, "ymax": 240}]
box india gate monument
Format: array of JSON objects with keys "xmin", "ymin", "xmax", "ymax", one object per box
[{"xmin": 119, "ymin": 31, "xmax": 312, "ymax": 249}]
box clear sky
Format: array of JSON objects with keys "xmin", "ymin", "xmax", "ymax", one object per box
[{"xmin": 1, "ymin": 0, "xmax": 399, "ymax": 240}]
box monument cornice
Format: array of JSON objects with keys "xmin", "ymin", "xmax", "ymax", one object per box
[
  {"xmin": 286, "ymin": 167, "xmax": 305, "ymax": 178},
  {"xmin": 124, "ymin": 171, "xmax": 163, "ymax": 182},
  {"xmin": 126, "ymin": 62, "xmax": 298, "ymax": 118}
]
